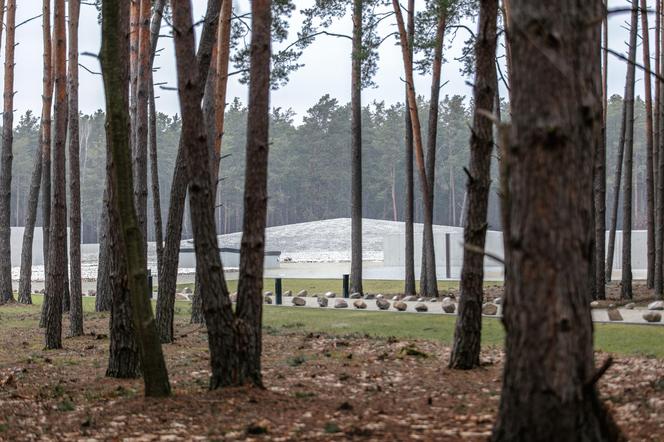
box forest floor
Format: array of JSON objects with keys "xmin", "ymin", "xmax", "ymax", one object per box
[{"xmin": 0, "ymin": 296, "xmax": 663, "ymax": 441}]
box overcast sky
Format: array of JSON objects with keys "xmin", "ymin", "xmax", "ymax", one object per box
[{"xmin": 5, "ymin": 0, "xmax": 651, "ymax": 125}]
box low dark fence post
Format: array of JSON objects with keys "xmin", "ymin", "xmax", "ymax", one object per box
[
  {"xmin": 343, "ymin": 274, "xmax": 349, "ymax": 298},
  {"xmin": 147, "ymin": 269, "xmax": 153, "ymax": 299},
  {"xmin": 275, "ymin": 278, "xmax": 282, "ymax": 305},
  {"xmin": 445, "ymin": 233, "xmax": 451, "ymax": 279}
]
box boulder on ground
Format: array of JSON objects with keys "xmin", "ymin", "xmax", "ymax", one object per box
[
  {"xmin": 417, "ymin": 297, "xmax": 425, "ymax": 302},
  {"xmin": 442, "ymin": 298, "xmax": 456, "ymax": 314},
  {"xmin": 176, "ymin": 293, "xmax": 189, "ymax": 301},
  {"xmin": 624, "ymin": 302, "xmax": 636, "ymax": 310},
  {"xmin": 392, "ymin": 295, "xmax": 400, "ymax": 301},
  {"xmin": 415, "ymin": 303, "xmax": 428, "ymax": 312},
  {"xmin": 353, "ymin": 300, "xmax": 367, "ymax": 309},
  {"xmin": 648, "ymin": 301, "xmax": 664, "ymax": 311},
  {"xmin": 376, "ymin": 299, "xmax": 390, "ymax": 310},
  {"xmin": 350, "ymin": 292, "xmax": 362, "ymax": 299},
  {"xmin": 283, "ymin": 290, "xmax": 292, "ymax": 297},
  {"xmin": 394, "ymin": 301, "xmax": 407, "ymax": 311},
  {"xmin": 334, "ymin": 299, "xmax": 348, "ymax": 308},
  {"xmin": 607, "ymin": 308, "xmax": 623, "ymax": 321},
  {"xmin": 325, "ymin": 291, "xmax": 336, "ymax": 298},
  {"xmin": 493, "ymin": 297, "xmax": 502, "ymax": 305},
  {"xmin": 376, "ymin": 294, "xmax": 384, "ymax": 300},
  {"xmin": 87, "ymin": 289, "xmax": 96, "ymax": 297},
  {"xmin": 643, "ymin": 311, "xmax": 662, "ymax": 323},
  {"xmin": 482, "ymin": 303, "xmax": 498, "ymax": 316},
  {"xmin": 297, "ymin": 290, "xmax": 307, "ymax": 297},
  {"xmin": 264, "ymin": 296, "xmax": 273, "ymax": 305},
  {"xmin": 402, "ymin": 295, "xmax": 417, "ymax": 302},
  {"xmin": 183, "ymin": 287, "xmax": 192, "ymax": 294},
  {"xmin": 317, "ymin": 297, "xmax": 328, "ymax": 307},
  {"xmin": 590, "ymin": 300, "xmax": 600, "ymax": 308},
  {"xmin": 364, "ymin": 293, "xmax": 376, "ymax": 300},
  {"xmin": 428, "ymin": 298, "xmax": 437, "ymax": 303},
  {"xmin": 292, "ymin": 297, "xmax": 306, "ymax": 306}
]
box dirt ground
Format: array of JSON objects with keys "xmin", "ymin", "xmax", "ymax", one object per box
[{"xmin": 0, "ymin": 309, "xmax": 663, "ymax": 441}]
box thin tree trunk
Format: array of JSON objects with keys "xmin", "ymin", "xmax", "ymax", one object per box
[
  {"xmin": 45, "ymin": 0, "xmax": 67, "ymax": 350},
  {"xmin": 100, "ymin": 0, "xmax": 171, "ymax": 397},
  {"xmin": 95, "ymin": 184, "xmax": 112, "ymax": 312},
  {"xmin": 419, "ymin": 7, "xmax": 445, "ymax": 298},
  {"xmin": 155, "ymin": 0, "xmax": 222, "ymax": 343},
  {"xmin": 595, "ymin": 0, "xmax": 608, "ymax": 299},
  {"xmin": 621, "ymin": 5, "xmax": 638, "ymax": 300},
  {"xmin": 68, "ymin": 0, "xmax": 83, "ymax": 337},
  {"xmin": 657, "ymin": 0, "xmax": 664, "ymax": 299},
  {"xmin": 403, "ymin": 0, "xmax": 415, "ymax": 298},
  {"xmin": 393, "ymin": 0, "xmax": 436, "ymax": 296},
  {"xmin": 134, "ymin": 0, "xmax": 151, "ymax": 261},
  {"xmin": 491, "ymin": 0, "xmax": 622, "ymax": 438},
  {"xmin": 191, "ymin": 0, "xmax": 233, "ymax": 325},
  {"xmin": 641, "ymin": 0, "xmax": 656, "ymax": 290},
  {"xmin": 391, "ymin": 164, "xmax": 398, "ymax": 221},
  {"xmin": 19, "ymin": 0, "xmax": 52, "ymax": 305},
  {"xmin": 449, "ymin": 0, "xmax": 496, "ymax": 370},
  {"xmin": 0, "ymin": 0, "xmax": 14, "ymax": 303},
  {"xmin": 350, "ymin": 0, "xmax": 363, "ymax": 295}
]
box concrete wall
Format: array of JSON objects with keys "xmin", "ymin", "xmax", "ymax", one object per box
[{"xmin": 383, "ymin": 229, "xmax": 649, "ymax": 279}]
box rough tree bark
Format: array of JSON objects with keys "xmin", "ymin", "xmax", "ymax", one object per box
[
  {"xmin": 155, "ymin": 0, "xmax": 222, "ymax": 344},
  {"xmin": 45, "ymin": 0, "xmax": 67, "ymax": 350},
  {"xmin": 621, "ymin": 5, "xmax": 638, "ymax": 300},
  {"xmin": 0, "ymin": 0, "xmax": 15, "ymax": 303},
  {"xmin": 419, "ymin": 5, "xmax": 445, "ymax": 299},
  {"xmin": 134, "ymin": 0, "xmax": 152, "ymax": 261},
  {"xmin": 68, "ymin": 0, "xmax": 83, "ymax": 337},
  {"xmin": 191, "ymin": 0, "xmax": 233, "ymax": 324},
  {"xmin": 350, "ymin": 0, "xmax": 363, "ymax": 295},
  {"xmin": 449, "ymin": 0, "xmax": 496, "ymax": 370},
  {"xmin": 641, "ymin": 0, "xmax": 655, "ymax": 290},
  {"xmin": 172, "ymin": 0, "xmax": 271, "ymax": 388},
  {"xmin": 491, "ymin": 0, "xmax": 623, "ymax": 439},
  {"xmin": 595, "ymin": 0, "xmax": 608, "ymax": 300},
  {"xmin": 403, "ymin": 0, "xmax": 415, "ymax": 298},
  {"xmin": 95, "ymin": 185, "xmax": 112, "ymax": 312},
  {"xmin": 100, "ymin": 0, "xmax": 171, "ymax": 397},
  {"xmin": 19, "ymin": 0, "xmax": 52, "ymax": 305},
  {"xmin": 657, "ymin": 0, "xmax": 664, "ymax": 299}
]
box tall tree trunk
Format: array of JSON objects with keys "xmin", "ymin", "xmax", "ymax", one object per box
[
  {"xmin": 234, "ymin": 0, "xmax": 272, "ymax": 386},
  {"xmin": 595, "ymin": 0, "xmax": 608, "ymax": 299},
  {"xmin": 134, "ymin": 0, "xmax": 151, "ymax": 261},
  {"xmin": 393, "ymin": 0, "xmax": 435, "ymax": 292},
  {"xmin": 19, "ymin": 0, "xmax": 52, "ymax": 305},
  {"xmin": 621, "ymin": 5, "xmax": 638, "ymax": 300},
  {"xmin": 45, "ymin": 0, "xmax": 67, "ymax": 349},
  {"xmin": 350, "ymin": 0, "xmax": 363, "ymax": 295},
  {"xmin": 419, "ymin": 6, "xmax": 445, "ymax": 299},
  {"xmin": 68, "ymin": 0, "xmax": 83, "ymax": 337},
  {"xmin": 100, "ymin": 0, "xmax": 171, "ymax": 397},
  {"xmin": 191, "ymin": 0, "xmax": 233, "ymax": 325},
  {"xmin": 657, "ymin": 0, "xmax": 664, "ymax": 299},
  {"xmin": 155, "ymin": 0, "xmax": 222, "ymax": 343},
  {"xmin": 641, "ymin": 0, "xmax": 656, "ymax": 290},
  {"xmin": 491, "ymin": 0, "xmax": 622, "ymax": 439},
  {"xmin": 148, "ymin": 0, "xmax": 167, "ymax": 271},
  {"xmin": 449, "ymin": 0, "xmax": 496, "ymax": 370},
  {"xmin": 95, "ymin": 184, "xmax": 112, "ymax": 311},
  {"xmin": 0, "ymin": 0, "xmax": 14, "ymax": 303},
  {"xmin": 403, "ymin": 0, "xmax": 415, "ymax": 298},
  {"xmin": 172, "ymin": 0, "xmax": 271, "ymax": 389}
]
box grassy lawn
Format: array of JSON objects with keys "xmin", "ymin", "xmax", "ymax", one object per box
[
  {"xmin": 176, "ymin": 278, "xmax": 503, "ymax": 295},
  {"xmin": 11, "ymin": 294, "xmax": 664, "ymax": 358}
]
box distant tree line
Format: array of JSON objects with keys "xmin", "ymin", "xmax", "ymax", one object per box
[{"xmin": 0, "ymin": 92, "xmax": 649, "ymax": 244}]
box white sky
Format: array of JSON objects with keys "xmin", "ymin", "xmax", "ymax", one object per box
[{"xmin": 5, "ymin": 0, "xmax": 652, "ymax": 124}]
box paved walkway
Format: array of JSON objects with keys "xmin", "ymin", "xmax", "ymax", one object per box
[{"xmin": 272, "ymin": 296, "xmax": 664, "ymax": 326}]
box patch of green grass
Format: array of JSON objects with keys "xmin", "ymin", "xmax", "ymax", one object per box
[{"xmin": 262, "ymin": 306, "xmax": 664, "ymax": 358}]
